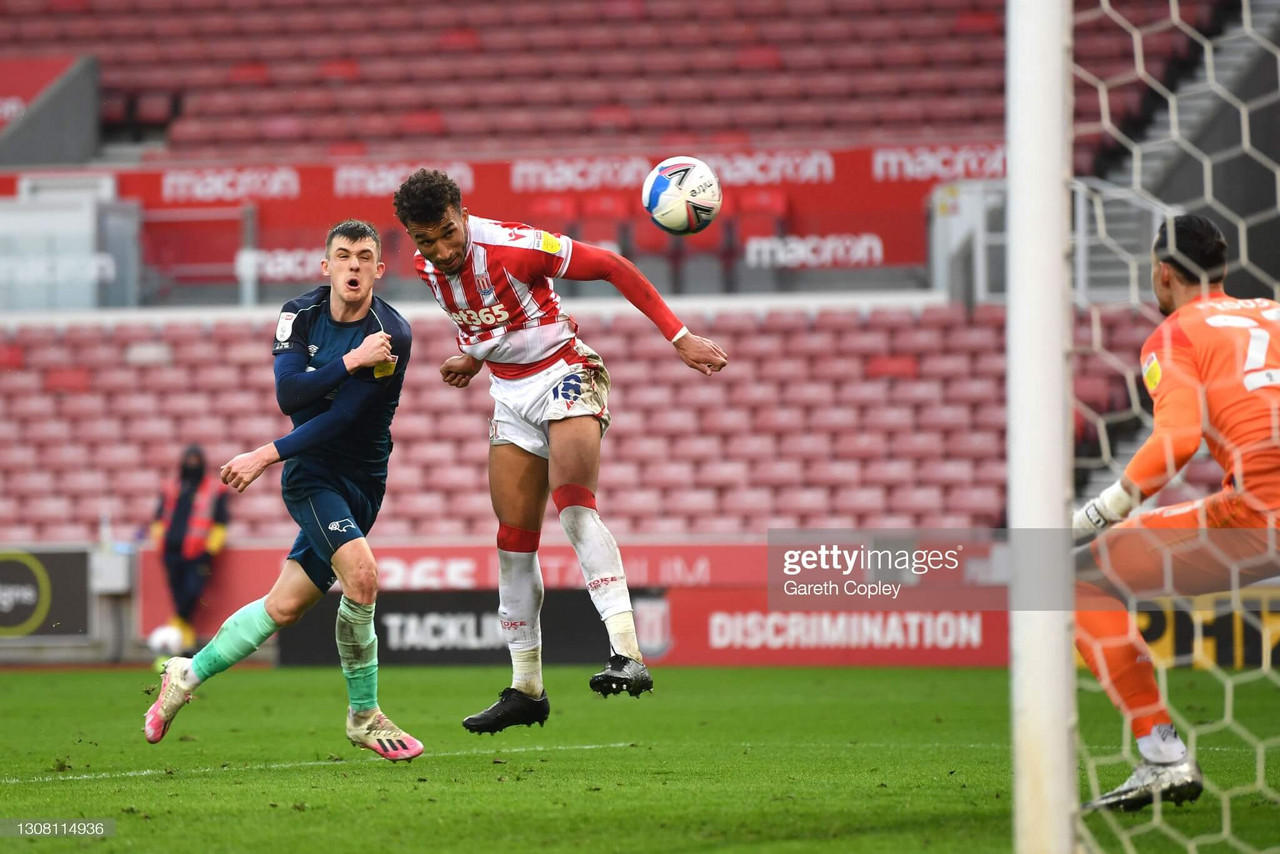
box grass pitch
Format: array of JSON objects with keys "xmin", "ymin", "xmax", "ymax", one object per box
[{"xmin": 0, "ymin": 665, "xmax": 1276, "ymax": 852}]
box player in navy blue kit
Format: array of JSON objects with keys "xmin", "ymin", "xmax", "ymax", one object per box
[{"xmin": 143, "ymin": 220, "xmax": 423, "ymax": 763}]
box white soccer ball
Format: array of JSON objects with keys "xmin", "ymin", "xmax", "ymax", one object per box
[
  {"xmin": 147, "ymin": 624, "xmax": 184, "ymax": 657},
  {"xmin": 641, "ymin": 156, "xmax": 723, "ymax": 235}
]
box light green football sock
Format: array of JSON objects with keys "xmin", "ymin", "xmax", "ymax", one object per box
[
  {"xmin": 190, "ymin": 597, "xmax": 280, "ymax": 683},
  {"xmin": 336, "ymin": 596, "xmax": 378, "ymax": 713}
]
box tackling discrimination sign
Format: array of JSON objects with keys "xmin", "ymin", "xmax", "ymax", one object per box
[
  {"xmin": 277, "ymin": 588, "xmax": 1009, "ymax": 668},
  {"xmin": 278, "ymin": 591, "xmax": 615, "ymax": 666},
  {"xmin": 0, "ymin": 551, "xmax": 90, "ymax": 640}
]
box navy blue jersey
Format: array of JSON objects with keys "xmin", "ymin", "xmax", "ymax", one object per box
[{"xmin": 270, "ymin": 287, "xmax": 411, "ymax": 486}]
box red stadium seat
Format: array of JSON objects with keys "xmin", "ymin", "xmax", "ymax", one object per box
[
  {"xmin": 888, "ymin": 486, "xmax": 943, "ymax": 515},
  {"xmin": 642, "ymin": 461, "xmax": 697, "ymax": 489},
  {"xmin": 889, "ymin": 380, "xmax": 944, "ymax": 406},
  {"xmin": 722, "ymin": 434, "xmax": 778, "ymax": 461},
  {"xmin": 921, "ymin": 459, "xmax": 975, "ymax": 487},
  {"xmin": 722, "ymin": 487, "xmax": 774, "ymax": 516},
  {"xmin": 890, "ymin": 328, "xmax": 945, "ymax": 356},
  {"xmin": 832, "ymin": 486, "xmax": 886, "ymax": 515},
  {"xmin": 862, "ymin": 406, "xmax": 914, "ymax": 433},
  {"xmin": 946, "ymin": 432, "xmax": 1004, "ymax": 461},
  {"xmin": 775, "ymin": 487, "xmax": 829, "ymax": 515},
  {"xmin": 617, "ymin": 437, "xmax": 670, "ymax": 463},
  {"xmin": 754, "ymin": 408, "xmax": 807, "ymax": 434},
  {"xmin": 891, "ymin": 432, "xmax": 947, "ymax": 460},
  {"xmin": 919, "ymin": 354, "xmax": 974, "ymax": 380},
  {"xmin": 750, "ymin": 459, "xmax": 805, "ymax": 487},
  {"xmin": 946, "ymin": 378, "xmax": 1002, "ymax": 405},
  {"xmin": 833, "ymin": 432, "xmax": 889, "ymax": 460},
  {"xmin": 38, "ymin": 522, "xmax": 95, "ymax": 542},
  {"xmin": 778, "ymin": 434, "xmax": 832, "ymax": 460},
  {"xmin": 665, "ymin": 488, "xmax": 720, "ymax": 516},
  {"xmin": 41, "ymin": 445, "xmax": 92, "ymax": 472},
  {"xmin": 696, "ymin": 460, "xmax": 750, "ymax": 488},
  {"xmin": 670, "ymin": 435, "xmax": 725, "ymax": 461}
]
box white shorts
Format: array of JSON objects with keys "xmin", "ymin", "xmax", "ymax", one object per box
[{"xmin": 488, "ymin": 340, "xmax": 611, "ymax": 460}]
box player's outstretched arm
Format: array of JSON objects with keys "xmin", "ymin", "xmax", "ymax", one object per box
[
  {"xmin": 275, "ymin": 331, "xmax": 391, "ymax": 414},
  {"xmin": 220, "ymin": 379, "xmax": 382, "ymax": 492},
  {"xmin": 1072, "ymin": 369, "xmax": 1203, "ymax": 536},
  {"xmin": 561, "ymin": 240, "xmax": 728, "ymax": 375}
]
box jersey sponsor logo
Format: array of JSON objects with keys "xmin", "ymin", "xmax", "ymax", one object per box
[
  {"xmin": 539, "ymin": 231, "xmax": 562, "ymax": 254},
  {"xmin": 449, "ymin": 305, "xmax": 510, "ymax": 327},
  {"xmin": 276, "ymin": 312, "xmax": 297, "ymax": 342},
  {"xmin": 374, "ymin": 354, "xmax": 399, "ymax": 379},
  {"xmin": 327, "ymin": 518, "xmax": 358, "ymax": 533},
  {"xmin": 1143, "ymin": 352, "xmax": 1162, "ymax": 393}
]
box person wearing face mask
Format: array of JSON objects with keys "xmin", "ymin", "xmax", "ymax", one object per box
[{"xmin": 150, "ymin": 444, "xmax": 231, "ymax": 653}]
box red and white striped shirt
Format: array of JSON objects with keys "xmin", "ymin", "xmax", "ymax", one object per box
[{"xmin": 414, "ymin": 216, "xmax": 581, "ymax": 379}]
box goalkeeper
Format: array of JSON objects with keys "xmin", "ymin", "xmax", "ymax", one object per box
[{"xmin": 1073, "ymin": 215, "xmax": 1280, "ymax": 810}]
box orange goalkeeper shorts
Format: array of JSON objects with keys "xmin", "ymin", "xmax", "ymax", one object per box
[{"xmin": 1085, "ymin": 490, "xmax": 1280, "ymax": 602}]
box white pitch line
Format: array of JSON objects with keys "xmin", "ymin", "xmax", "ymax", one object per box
[
  {"xmin": 0, "ymin": 742, "xmax": 634, "ymax": 786},
  {"xmin": 736, "ymin": 741, "xmax": 1267, "ymax": 755}
]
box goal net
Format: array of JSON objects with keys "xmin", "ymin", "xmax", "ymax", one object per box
[{"xmin": 1069, "ymin": 0, "xmax": 1280, "ymax": 850}]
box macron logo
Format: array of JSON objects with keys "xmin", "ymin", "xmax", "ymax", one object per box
[{"xmin": 328, "ymin": 519, "xmax": 357, "ymax": 533}]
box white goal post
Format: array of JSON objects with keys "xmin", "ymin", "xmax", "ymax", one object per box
[{"xmin": 1006, "ymin": 0, "xmax": 1078, "ymax": 852}]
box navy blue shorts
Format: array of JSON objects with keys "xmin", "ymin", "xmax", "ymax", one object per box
[{"xmin": 281, "ymin": 466, "xmax": 384, "ymax": 592}]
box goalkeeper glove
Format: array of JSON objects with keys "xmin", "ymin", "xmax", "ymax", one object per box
[{"xmin": 1072, "ymin": 480, "xmax": 1137, "ymax": 536}]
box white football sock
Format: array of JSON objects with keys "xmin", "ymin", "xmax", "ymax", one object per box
[
  {"xmin": 511, "ymin": 647, "xmax": 543, "ymax": 698},
  {"xmin": 498, "ymin": 547, "xmax": 544, "ymax": 696},
  {"xmin": 604, "ymin": 611, "xmax": 642, "ymax": 661},
  {"xmin": 559, "ymin": 504, "xmax": 634, "ymax": 622},
  {"xmin": 1137, "ymin": 723, "xmax": 1188, "ymax": 764}
]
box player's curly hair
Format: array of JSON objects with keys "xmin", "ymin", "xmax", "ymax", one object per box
[
  {"xmin": 325, "ymin": 219, "xmax": 380, "ymax": 257},
  {"xmin": 394, "ymin": 169, "xmax": 463, "ymax": 226},
  {"xmin": 1154, "ymin": 214, "xmax": 1227, "ymax": 284}
]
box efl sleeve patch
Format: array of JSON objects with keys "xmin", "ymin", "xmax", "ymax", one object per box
[
  {"xmin": 1142, "ymin": 352, "xmax": 1162, "ymax": 393},
  {"xmin": 272, "ymin": 311, "xmax": 303, "ymax": 355},
  {"xmin": 540, "ymin": 231, "xmax": 562, "ymax": 255}
]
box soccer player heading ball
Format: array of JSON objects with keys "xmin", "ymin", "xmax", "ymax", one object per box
[
  {"xmin": 1072, "ymin": 214, "xmax": 1280, "ymax": 810},
  {"xmin": 145, "ymin": 220, "xmax": 423, "ymax": 762},
  {"xmin": 394, "ymin": 169, "xmax": 728, "ymax": 734}
]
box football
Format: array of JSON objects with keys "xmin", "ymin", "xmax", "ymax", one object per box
[
  {"xmin": 147, "ymin": 623, "xmax": 184, "ymax": 657},
  {"xmin": 641, "ymin": 156, "xmax": 723, "ymax": 235}
]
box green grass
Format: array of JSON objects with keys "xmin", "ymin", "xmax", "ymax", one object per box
[{"xmin": 0, "ymin": 666, "xmax": 1276, "ymax": 852}]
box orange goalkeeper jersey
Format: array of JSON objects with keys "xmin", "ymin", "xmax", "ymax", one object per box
[{"xmin": 1126, "ymin": 291, "xmax": 1280, "ymax": 507}]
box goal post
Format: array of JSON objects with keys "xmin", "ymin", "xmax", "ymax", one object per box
[{"xmin": 1006, "ymin": 0, "xmax": 1078, "ymax": 851}]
